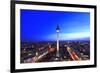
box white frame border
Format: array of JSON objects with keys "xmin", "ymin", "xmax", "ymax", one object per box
[{"xmin": 15, "ymin": 4, "xmax": 95, "ymax": 69}]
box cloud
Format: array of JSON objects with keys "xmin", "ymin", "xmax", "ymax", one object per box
[{"xmin": 47, "ymin": 32, "xmax": 90, "ymax": 41}]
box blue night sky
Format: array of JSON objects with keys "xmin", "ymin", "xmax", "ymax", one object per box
[{"xmin": 20, "ymin": 9, "xmax": 90, "ymax": 42}]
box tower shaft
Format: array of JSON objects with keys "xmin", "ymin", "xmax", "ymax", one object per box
[{"xmin": 57, "ymin": 32, "xmax": 59, "ymax": 57}]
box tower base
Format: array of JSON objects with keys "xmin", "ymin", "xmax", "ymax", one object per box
[
  {"xmin": 54, "ymin": 56, "xmax": 63, "ymax": 61},
  {"xmin": 54, "ymin": 57, "xmax": 59, "ymax": 61}
]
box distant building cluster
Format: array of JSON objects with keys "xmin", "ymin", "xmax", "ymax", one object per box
[{"xmin": 21, "ymin": 41, "xmax": 90, "ymax": 63}]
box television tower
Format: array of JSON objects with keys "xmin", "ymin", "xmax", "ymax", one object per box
[{"xmin": 56, "ymin": 24, "xmax": 60, "ymax": 58}]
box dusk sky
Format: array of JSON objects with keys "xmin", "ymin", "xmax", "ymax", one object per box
[{"xmin": 20, "ymin": 9, "xmax": 90, "ymax": 42}]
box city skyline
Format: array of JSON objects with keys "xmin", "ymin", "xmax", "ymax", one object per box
[{"xmin": 20, "ymin": 9, "xmax": 90, "ymax": 42}]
